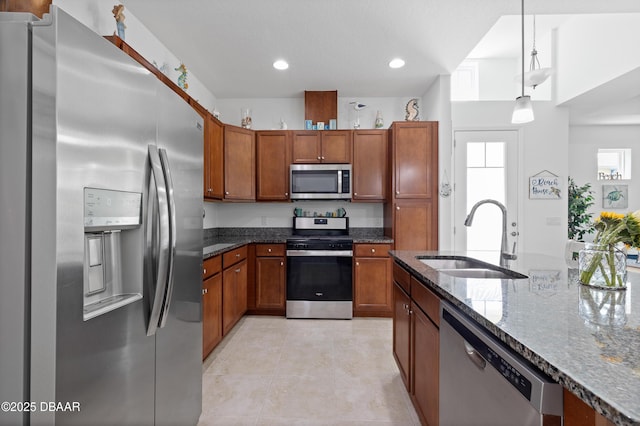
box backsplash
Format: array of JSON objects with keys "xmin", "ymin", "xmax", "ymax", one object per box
[{"xmin": 203, "ymin": 201, "xmax": 383, "ymax": 229}]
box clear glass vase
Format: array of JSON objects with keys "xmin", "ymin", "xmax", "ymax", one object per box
[{"xmin": 578, "ymin": 243, "xmax": 627, "ymax": 290}]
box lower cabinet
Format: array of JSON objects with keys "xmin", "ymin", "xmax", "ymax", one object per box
[
  {"xmin": 222, "ymin": 254, "xmax": 248, "ymax": 335},
  {"xmin": 202, "ymin": 255, "xmax": 222, "ymax": 360},
  {"xmin": 354, "ymin": 243, "xmax": 392, "ymax": 317},
  {"xmin": 393, "ymin": 261, "xmax": 440, "ymax": 426},
  {"xmin": 254, "ymin": 244, "xmax": 286, "ymax": 313}
]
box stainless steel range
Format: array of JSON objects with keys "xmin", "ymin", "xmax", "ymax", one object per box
[{"xmin": 286, "ymin": 217, "xmax": 353, "ymax": 319}]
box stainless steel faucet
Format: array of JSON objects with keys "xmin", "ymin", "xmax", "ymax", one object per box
[{"xmin": 464, "ymin": 199, "xmax": 517, "ymax": 268}]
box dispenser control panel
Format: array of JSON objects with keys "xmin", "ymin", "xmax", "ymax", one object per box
[{"xmin": 84, "ymin": 188, "xmax": 142, "ymax": 230}]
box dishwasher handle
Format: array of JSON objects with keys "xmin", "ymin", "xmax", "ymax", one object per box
[{"xmin": 464, "ymin": 340, "xmax": 487, "ymax": 370}]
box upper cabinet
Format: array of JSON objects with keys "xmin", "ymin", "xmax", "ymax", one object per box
[
  {"xmin": 352, "ymin": 130, "xmax": 387, "ymax": 202},
  {"xmin": 291, "ymin": 130, "xmax": 352, "ymax": 164},
  {"xmin": 392, "ymin": 122, "xmax": 438, "ymax": 199},
  {"xmin": 256, "ymin": 131, "xmax": 290, "ymax": 201},
  {"xmin": 203, "ymin": 113, "xmax": 224, "ymax": 200},
  {"xmin": 224, "ymin": 125, "xmax": 255, "ymax": 201}
]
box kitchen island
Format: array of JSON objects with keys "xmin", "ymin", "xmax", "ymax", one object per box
[{"xmin": 390, "ymin": 250, "xmax": 640, "ymax": 426}]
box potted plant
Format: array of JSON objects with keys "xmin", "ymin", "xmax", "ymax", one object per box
[{"xmin": 566, "ymin": 177, "xmax": 595, "ymax": 265}]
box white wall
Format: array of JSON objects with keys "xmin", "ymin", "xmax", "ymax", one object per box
[
  {"xmin": 203, "ymin": 201, "xmax": 382, "ymax": 229},
  {"xmin": 53, "ymin": 0, "xmax": 217, "ymax": 112},
  {"xmin": 216, "ymin": 96, "xmax": 421, "ymax": 130},
  {"xmin": 423, "ymin": 75, "xmax": 454, "ymax": 250},
  {"xmin": 568, "ymin": 125, "xmax": 640, "ymax": 234},
  {"xmin": 452, "ymin": 101, "xmax": 570, "ymax": 257},
  {"xmin": 557, "ymin": 14, "xmax": 640, "ymax": 104}
]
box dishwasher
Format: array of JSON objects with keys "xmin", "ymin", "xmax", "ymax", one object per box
[{"xmin": 440, "ymin": 301, "xmax": 563, "ymax": 426}]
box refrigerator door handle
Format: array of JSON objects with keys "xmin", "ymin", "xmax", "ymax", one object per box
[
  {"xmin": 157, "ymin": 148, "xmax": 176, "ymax": 328},
  {"xmin": 147, "ymin": 145, "xmax": 171, "ymax": 336}
]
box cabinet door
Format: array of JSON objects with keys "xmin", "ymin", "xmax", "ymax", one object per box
[
  {"xmin": 235, "ymin": 259, "xmax": 248, "ymax": 319},
  {"xmin": 202, "ymin": 273, "xmax": 222, "ymax": 360},
  {"xmin": 393, "ymin": 282, "xmax": 411, "ymax": 389},
  {"xmin": 255, "ymin": 257, "xmax": 286, "ymax": 309},
  {"xmin": 412, "ymin": 304, "xmax": 439, "ymax": 426},
  {"xmin": 256, "ymin": 131, "xmax": 290, "ymax": 200},
  {"xmin": 394, "ymin": 201, "xmax": 437, "ymax": 251},
  {"xmin": 321, "ymin": 131, "xmax": 352, "ymax": 163},
  {"xmin": 393, "ymin": 122, "xmax": 437, "ymax": 199},
  {"xmin": 354, "ymin": 257, "xmax": 392, "ymax": 315},
  {"xmin": 353, "ymin": 130, "xmax": 387, "ymax": 201},
  {"xmin": 224, "ymin": 126, "xmax": 255, "ymax": 200},
  {"xmin": 222, "ymin": 266, "xmax": 237, "ymax": 335},
  {"xmin": 204, "ymin": 114, "xmax": 224, "ymax": 199},
  {"xmin": 291, "ymin": 131, "xmax": 321, "ymax": 163}
]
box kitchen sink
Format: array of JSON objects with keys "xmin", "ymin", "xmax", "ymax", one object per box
[{"xmin": 418, "ymin": 256, "xmax": 527, "ymax": 279}]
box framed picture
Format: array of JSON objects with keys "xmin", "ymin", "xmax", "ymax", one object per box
[{"xmin": 602, "ymin": 184, "xmax": 628, "ymax": 209}]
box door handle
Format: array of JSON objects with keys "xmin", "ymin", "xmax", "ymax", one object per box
[
  {"xmin": 157, "ymin": 148, "xmax": 176, "ymax": 329},
  {"xmin": 146, "ymin": 145, "xmax": 171, "ymax": 337},
  {"xmin": 464, "ymin": 340, "xmax": 486, "ymax": 370}
]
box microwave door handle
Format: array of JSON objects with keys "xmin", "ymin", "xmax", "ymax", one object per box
[
  {"xmin": 146, "ymin": 145, "xmax": 170, "ymax": 336},
  {"xmin": 337, "ymin": 171, "xmax": 342, "ymax": 194},
  {"xmin": 157, "ymin": 148, "xmax": 176, "ymax": 329}
]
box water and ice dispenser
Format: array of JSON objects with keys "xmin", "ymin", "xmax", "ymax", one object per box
[{"xmin": 83, "ymin": 188, "xmax": 143, "ymax": 320}]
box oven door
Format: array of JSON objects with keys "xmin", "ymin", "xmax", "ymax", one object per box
[{"xmin": 286, "ymin": 250, "xmax": 353, "ymax": 301}]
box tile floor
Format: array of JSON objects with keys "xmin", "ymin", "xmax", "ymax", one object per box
[{"xmin": 198, "ymin": 315, "xmax": 420, "ymax": 426}]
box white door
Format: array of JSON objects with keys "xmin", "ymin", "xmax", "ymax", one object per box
[{"xmin": 453, "ymin": 130, "xmax": 519, "ymax": 254}]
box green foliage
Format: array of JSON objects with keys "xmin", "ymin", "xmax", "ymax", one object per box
[{"xmin": 568, "ymin": 177, "xmax": 595, "ymax": 241}]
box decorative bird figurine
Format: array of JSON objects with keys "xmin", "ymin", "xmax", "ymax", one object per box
[{"xmin": 349, "ymin": 102, "xmax": 367, "ymax": 129}]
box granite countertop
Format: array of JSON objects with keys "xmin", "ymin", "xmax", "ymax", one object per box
[
  {"xmin": 203, "ymin": 227, "xmax": 393, "ymax": 259},
  {"xmin": 390, "ymin": 250, "xmax": 640, "ymax": 426}
]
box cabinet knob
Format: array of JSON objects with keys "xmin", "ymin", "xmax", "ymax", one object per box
[
  {"xmin": 354, "ymin": 193, "xmax": 357, "ymax": 196},
  {"xmin": 280, "ymin": 261, "xmax": 284, "ymax": 266},
  {"xmin": 396, "ymin": 190, "xmax": 400, "ymax": 195},
  {"xmin": 202, "ymin": 288, "xmax": 208, "ymax": 295},
  {"xmin": 356, "ymin": 261, "xmax": 359, "ymax": 266},
  {"xmin": 317, "ymin": 156, "xmax": 321, "ymax": 160},
  {"xmin": 235, "ymin": 268, "xmax": 241, "ymax": 273},
  {"xmin": 225, "ymin": 191, "xmax": 229, "ymax": 195},
  {"xmin": 321, "ymin": 156, "xmax": 325, "ymax": 160},
  {"xmin": 371, "ymin": 248, "xmax": 376, "ymax": 253},
  {"xmin": 396, "ymin": 206, "xmax": 400, "ymax": 210},
  {"xmin": 268, "ymin": 248, "xmax": 272, "ymax": 253},
  {"xmin": 203, "ymin": 268, "xmax": 207, "ymax": 274},
  {"xmin": 236, "ymin": 253, "xmax": 240, "ymax": 257},
  {"xmin": 207, "ymin": 188, "xmax": 212, "ymax": 192},
  {"xmin": 285, "ymin": 192, "xmax": 288, "ymax": 196}
]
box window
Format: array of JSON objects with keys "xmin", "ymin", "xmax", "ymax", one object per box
[{"xmin": 597, "ymin": 149, "xmax": 631, "ymax": 180}]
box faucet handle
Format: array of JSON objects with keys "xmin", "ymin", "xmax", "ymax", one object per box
[{"xmin": 503, "ymin": 242, "xmax": 518, "ymax": 260}]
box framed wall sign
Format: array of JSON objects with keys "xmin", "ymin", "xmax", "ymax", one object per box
[
  {"xmin": 529, "ymin": 170, "xmax": 561, "ymax": 199},
  {"xmin": 602, "ymin": 184, "xmax": 628, "ymax": 208}
]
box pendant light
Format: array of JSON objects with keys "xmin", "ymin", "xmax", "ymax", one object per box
[
  {"xmin": 512, "ymin": 0, "xmax": 534, "ymax": 124},
  {"xmin": 523, "ymin": 15, "xmax": 553, "ymax": 88}
]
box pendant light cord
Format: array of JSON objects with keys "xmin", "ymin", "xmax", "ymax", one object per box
[{"xmin": 520, "ymin": 0, "xmax": 525, "ymax": 98}]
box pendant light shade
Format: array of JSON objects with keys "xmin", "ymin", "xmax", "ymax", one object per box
[
  {"xmin": 511, "ymin": 0, "xmax": 535, "ymax": 124},
  {"xmin": 511, "ymin": 95, "xmax": 534, "ymax": 123}
]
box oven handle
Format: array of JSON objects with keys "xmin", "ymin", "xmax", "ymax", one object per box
[{"xmin": 286, "ymin": 250, "xmax": 353, "ymax": 257}]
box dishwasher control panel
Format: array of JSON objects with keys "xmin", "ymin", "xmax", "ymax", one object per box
[{"xmin": 486, "ymin": 346, "xmax": 532, "ymax": 400}]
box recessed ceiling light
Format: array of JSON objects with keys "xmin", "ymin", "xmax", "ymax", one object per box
[
  {"xmin": 389, "ymin": 58, "xmax": 405, "ymax": 69},
  {"xmin": 273, "ymin": 60, "xmax": 289, "ymax": 70}
]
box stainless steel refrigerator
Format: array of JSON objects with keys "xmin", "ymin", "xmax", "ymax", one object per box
[{"xmin": 0, "ymin": 7, "xmax": 203, "ymax": 425}]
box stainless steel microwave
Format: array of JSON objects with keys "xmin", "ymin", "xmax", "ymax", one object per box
[{"xmin": 289, "ymin": 164, "xmax": 352, "ymax": 200}]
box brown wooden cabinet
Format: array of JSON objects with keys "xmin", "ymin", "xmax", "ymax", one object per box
[
  {"xmin": 256, "ymin": 131, "xmax": 290, "ymax": 201},
  {"xmin": 291, "ymin": 130, "xmax": 352, "ymax": 163},
  {"xmin": 204, "ymin": 114, "xmax": 224, "ymax": 199},
  {"xmin": 352, "ymin": 130, "xmax": 387, "ymax": 202},
  {"xmin": 254, "ymin": 244, "xmax": 286, "ymax": 313},
  {"xmin": 393, "ymin": 262, "xmax": 440, "ymax": 426},
  {"xmin": 353, "ymin": 243, "xmax": 392, "ymax": 317},
  {"xmin": 202, "ymin": 255, "xmax": 222, "ymax": 360},
  {"xmin": 384, "ymin": 122, "xmax": 438, "ymax": 250},
  {"xmin": 1, "ymin": 0, "xmax": 52, "ymax": 17},
  {"xmin": 224, "ymin": 126, "xmax": 255, "ymax": 201},
  {"xmin": 222, "ymin": 246, "xmax": 248, "ymax": 335}
]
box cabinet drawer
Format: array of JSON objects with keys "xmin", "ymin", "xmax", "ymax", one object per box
[
  {"xmin": 410, "ymin": 277, "xmax": 440, "ymax": 326},
  {"xmin": 203, "ymin": 255, "xmax": 221, "ymax": 280},
  {"xmin": 223, "ymin": 245, "xmax": 248, "ymax": 268},
  {"xmin": 355, "ymin": 243, "xmax": 391, "ymax": 257},
  {"xmin": 393, "ymin": 262, "xmax": 411, "ymax": 294},
  {"xmin": 255, "ymin": 243, "xmax": 285, "ymax": 257}
]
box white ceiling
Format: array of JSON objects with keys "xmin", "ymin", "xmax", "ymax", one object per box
[{"xmin": 125, "ymin": 0, "xmax": 640, "ymax": 123}]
